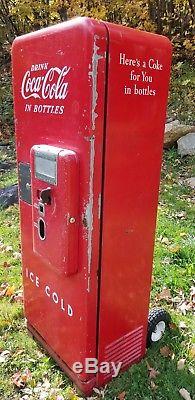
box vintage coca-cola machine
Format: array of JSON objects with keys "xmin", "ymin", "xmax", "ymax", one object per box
[{"xmin": 12, "ymin": 17, "xmax": 172, "ymax": 395}]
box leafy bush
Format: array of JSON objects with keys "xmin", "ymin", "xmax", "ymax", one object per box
[
  {"xmin": 0, "ymin": 0, "xmax": 194, "ymax": 62},
  {"xmin": 0, "ymin": 66, "xmax": 13, "ymax": 141}
]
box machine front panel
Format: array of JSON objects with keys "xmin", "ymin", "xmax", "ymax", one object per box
[{"xmin": 12, "ymin": 18, "xmax": 108, "ymax": 378}]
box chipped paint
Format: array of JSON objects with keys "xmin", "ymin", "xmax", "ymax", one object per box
[
  {"xmin": 84, "ymin": 36, "xmax": 104, "ymax": 291},
  {"xmin": 84, "ymin": 135, "xmax": 95, "ymax": 292},
  {"xmin": 56, "ymin": 49, "xmax": 65, "ymax": 55},
  {"xmin": 88, "ymin": 35, "xmax": 103, "ymax": 131}
]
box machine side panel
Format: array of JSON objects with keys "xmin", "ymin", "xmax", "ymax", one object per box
[
  {"xmin": 12, "ymin": 17, "xmax": 107, "ymax": 381},
  {"xmin": 98, "ymin": 23, "xmax": 172, "ymax": 384}
]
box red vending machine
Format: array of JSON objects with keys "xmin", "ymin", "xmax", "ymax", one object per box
[{"xmin": 12, "ymin": 17, "xmax": 172, "ymax": 395}]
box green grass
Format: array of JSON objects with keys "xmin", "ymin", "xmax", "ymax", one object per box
[
  {"xmin": 0, "ymin": 147, "xmax": 195, "ymax": 399},
  {"xmin": 0, "ymin": 143, "xmax": 17, "ymax": 188}
]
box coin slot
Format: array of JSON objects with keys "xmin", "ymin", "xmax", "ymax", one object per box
[
  {"xmin": 38, "ymin": 218, "xmax": 46, "ymax": 240},
  {"xmin": 38, "ymin": 202, "xmax": 45, "ymax": 216}
]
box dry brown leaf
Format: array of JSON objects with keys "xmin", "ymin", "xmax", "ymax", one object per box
[
  {"xmin": 177, "ymin": 359, "xmax": 185, "ymax": 370},
  {"xmin": 12, "ymin": 291, "xmax": 23, "ymax": 303},
  {"xmin": 160, "ymin": 345, "xmax": 173, "ymax": 357},
  {"xmin": 14, "ymin": 349, "xmax": 24, "ymax": 357},
  {"xmin": 12, "ymin": 369, "xmax": 31, "ymax": 389},
  {"xmin": 150, "ymin": 380, "xmax": 158, "ymax": 390},
  {"xmin": 177, "ymin": 301, "xmax": 192, "ymax": 315},
  {"xmin": 179, "ymin": 388, "xmax": 192, "ymax": 400},
  {"xmin": 118, "ymin": 391, "xmax": 126, "ymax": 400},
  {"xmin": 146, "ymin": 361, "xmax": 160, "ymax": 380},
  {"xmin": 157, "ymin": 287, "xmax": 172, "ymax": 301},
  {"xmin": 12, "ymin": 372, "xmax": 25, "ymax": 389},
  {"xmin": 169, "ymin": 322, "xmax": 177, "ymax": 330},
  {"xmin": 0, "ymin": 287, "xmax": 8, "ymax": 298},
  {"xmin": 149, "ymin": 368, "xmax": 159, "ymax": 379},
  {"xmin": 3, "ymin": 261, "xmax": 11, "ymax": 268},
  {"xmin": 189, "ymin": 344, "xmax": 195, "ymax": 359}
]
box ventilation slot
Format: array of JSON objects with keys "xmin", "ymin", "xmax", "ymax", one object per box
[{"xmin": 103, "ymin": 326, "xmax": 143, "ymax": 380}]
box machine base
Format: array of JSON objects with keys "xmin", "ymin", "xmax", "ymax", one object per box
[
  {"xmin": 27, "ymin": 322, "xmax": 96, "ymax": 396},
  {"xmin": 27, "ymin": 322, "xmax": 146, "ymax": 396}
]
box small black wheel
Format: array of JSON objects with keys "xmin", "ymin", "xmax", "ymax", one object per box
[{"xmin": 147, "ymin": 308, "xmax": 171, "ymax": 346}]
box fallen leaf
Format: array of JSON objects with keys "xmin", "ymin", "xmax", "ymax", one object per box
[
  {"xmin": 179, "ymin": 388, "xmax": 192, "ymax": 400},
  {"xmin": 171, "ymin": 352, "xmax": 175, "ymax": 360},
  {"xmin": 180, "ymin": 232, "xmax": 187, "ymax": 237},
  {"xmin": 42, "ymin": 378, "xmax": 50, "ymax": 390},
  {"xmin": 188, "ymin": 366, "xmax": 195, "ymax": 374},
  {"xmin": 157, "ymin": 287, "xmax": 172, "ymax": 301},
  {"xmin": 118, "ymin": 391, "xmax": 126, "ymax": 400},
  {"xmin": 5, "ymin": 245, "xmax": 13, "ymax": 252},
  {"xmin": 20, "ymin": 387, "xmax": 33, "ymax": 400},
  {"xmin": 36, "ymin": 350, "xmax": 44, "ymax": 358},
  {"xmin": 177, "ymin": 359, "xmax": 186, "ymax": 370},
  {"xmin": 14, "ymin": 349, "xmax": 24, "ymax": 357},
  {"xmin": 190, "ymin": 286, "xmax": 195, "ymax": 304},
  {"xmin": 162, "ymin": 256, "xmax": 171, "ymax": 265},
  {"xmin": 12, "ymin": 369, "xmax": 31, "ymax": 389},
  {"xmin": 0, "ymin": 285, "xmax": 8, "ymax": 298},
  {"xmin": 189, "ymin": 344, "xmax": 195, "ymax": 359},
  {"xmin": 150, "ymin": 380, "xmax": 158, "ymax": 390},
  {"xmin": 12, "ymin": 372, "xmax": 25, "ymax": 389},
  {"xmin": 177, "ymin": 301, "xmax": 192, "ymax": 315},
  {"xmin": 169, "ymin": 322, "xmax": 177, "ymax": 330},
  {"xmin": 3, "ymin": 261, "xmax": 11, "ymax": 268},
  {"xmin": 179, "ymin": 321, "xmax": 187, "ymax": 329},
  {"xmin": 13, "ymin": 252, "xmax": 21, "ymax": 260},
  {"xmin": 175, "ymin": 211, "xmax": 186, "ymax": 219},
  {"xmin": 39, "ymin": 390, "xmax": 48, "ymax": 400},
  {"xmin": 146, "ymin": 361, "xmax": 160, "ymax": 380},
  {"xmin": 160, "ymin": 346, "xmax": 173, "ymax": 357},
  {"xmin": 161, "ymin": 237, "xmax": 170, "ymax": 245},
  {"xmin": 6, "ymin": 285, "xmax": 15, "ymax": 297},
  {"xmin": 0, "ymin": 350, "xmax": 11, "ymax": 363},
  {"xmin": 149, "ymin": 368, "xmax": 159, "ymax": 379},
  {"xmin": 169, "ymin": 244, "xmax": 180, "ymax": 253},
  {"xmin": 12, "ymin": 290, "xmax": 23, "ymax": 303}
]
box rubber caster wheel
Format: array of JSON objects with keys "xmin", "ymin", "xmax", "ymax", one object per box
[{"xmin": 147, "ymin": 308, "xmax": 171, "ymax": 346}]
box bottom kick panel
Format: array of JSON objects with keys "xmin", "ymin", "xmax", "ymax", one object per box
[
  {"xmin": 103, "ymin": 326, "xmax": 144, "ymax": 381},
  {"xmin": 27, "ymin": 322, "xmax": 96, "ymax": 396}
]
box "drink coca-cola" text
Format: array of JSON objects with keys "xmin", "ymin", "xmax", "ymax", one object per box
[{"xmin": 21, "ymin": 66, "xmax": 71, "ymax": 100}]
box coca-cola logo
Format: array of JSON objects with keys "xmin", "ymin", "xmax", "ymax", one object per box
[{"xmin": 21, "ymin": 66, "xmax": 71, "ymax": 100}]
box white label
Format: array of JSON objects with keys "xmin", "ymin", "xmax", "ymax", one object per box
[
  {"xmin": 21, "ymin": 65, "xmax": 71, "ymax": 100},
  {"xmin": 21, "ymin": 63, "xmax": 71, "ymax": 115}
]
